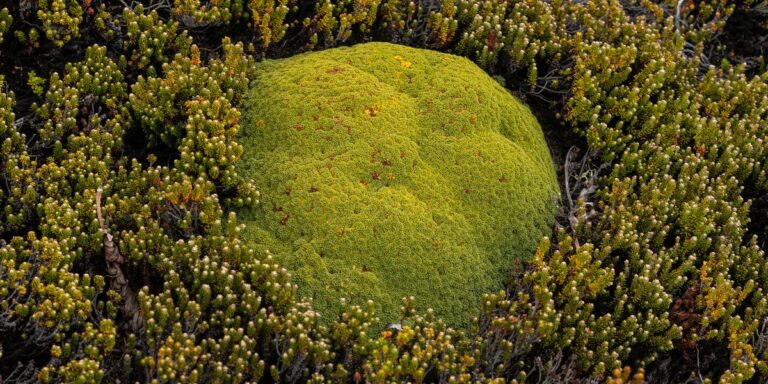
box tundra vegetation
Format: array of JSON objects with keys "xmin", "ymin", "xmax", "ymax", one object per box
[
  {"xmin": 0, "ymin": 0, "xmax": 768, "ymax": 383},
  {"xmin": 237, "ymin": 42, "xmax": 559, "ymax": 327}
]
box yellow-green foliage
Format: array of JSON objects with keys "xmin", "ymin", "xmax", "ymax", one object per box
[
  {"xmin": 5, "ymin": 1, "xmax": 768, "ymax": 382},
  {"xmin": 172, "ymin": 0, "xmax": 291, "ymax": 48},
  {"xmin": 36, "ymin": 0, "xmax": 83, "ymax": 47},
  {"xmin": 0, "ymin": 8, "xmax": 10, "ymax": 45},
  {"xmin": 237, "ymin": 42, "xmax": 559, "ymax": 325}
]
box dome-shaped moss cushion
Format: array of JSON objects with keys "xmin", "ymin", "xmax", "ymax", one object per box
[{"xmin": 237, "ymin": 42, "xmax": 559, "ymax": 326}]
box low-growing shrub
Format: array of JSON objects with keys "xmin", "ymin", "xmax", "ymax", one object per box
[
  {"xmin": 2, "ymin": 0, "xmax": 768, "ymax": 382},
  {"xmin": 237, "ymin": 42, "xmax": 559, "ymax": 326}
]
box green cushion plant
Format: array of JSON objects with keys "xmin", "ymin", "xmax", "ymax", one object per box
[{"xmin": 237, "ymin": 42, "xmax": 559, "ymax": 325}]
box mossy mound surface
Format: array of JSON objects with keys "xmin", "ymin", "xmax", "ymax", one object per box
[{"xmin": 238, "ymin": 42, "xmax": 558, "ymax": 326}]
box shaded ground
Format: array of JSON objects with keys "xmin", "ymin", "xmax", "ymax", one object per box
[
  {"xmin": 714, "ymin": 4, "xmax": 768, "ymax": 248},
  {"xmin": 714, "ymin": 4, "xmax": 768, "ymax": 76}
]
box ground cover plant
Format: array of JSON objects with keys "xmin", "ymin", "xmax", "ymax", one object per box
[
  {"xmin": 237, "ymin": 42, "xmax": 558, "ymax": 326},
  {"xmin": 2, "ymin": 0, "xmax": 768, "ymax": 383}
]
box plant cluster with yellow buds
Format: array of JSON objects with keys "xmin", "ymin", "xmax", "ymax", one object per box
[{"xmin": 2, "ymin": 0, "xmax": 768, "ymax": 382}]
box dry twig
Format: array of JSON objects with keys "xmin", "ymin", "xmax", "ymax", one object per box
[{"xmin": 96, "ymin": 187, "xmax": 144, "ymax": 334}]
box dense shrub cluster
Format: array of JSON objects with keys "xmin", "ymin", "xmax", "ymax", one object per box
[
  {"xmin": 237, "ymin": 42, "xmax": 558, "ymax": 326},
  {"xmin": 1, "ymin": 0, "xmax": 768, "ymax": 383}
]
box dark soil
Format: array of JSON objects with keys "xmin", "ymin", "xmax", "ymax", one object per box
[
  {"xmin": 717, "ymin": 5, "xmax": 768, "ymax": 247},
  {"xmin": 708, "ymin": 4, "xmax": 768, "ymax": 76}
]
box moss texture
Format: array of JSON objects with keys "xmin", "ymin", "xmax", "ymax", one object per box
[{"xmin": 237, "ymin": 42, "xmax": 558, "ymax": 326}]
